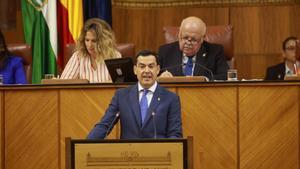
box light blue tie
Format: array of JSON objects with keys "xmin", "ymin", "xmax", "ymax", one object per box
[
  {"xmin": 184, "ymin": 57, "xmax": 193, "ymax": 76},
  {"xmin": 140, "ymin": 89, "xmax": 149, "ymax": 124}
]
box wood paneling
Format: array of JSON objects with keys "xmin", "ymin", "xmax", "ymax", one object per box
[
  {"xmin": 112, "ymin": 4, "xmax": 300, "ymax": 79},
  {"xmin": 0, "ymin": 82, "xmax": 300, "ymax": 169},
  {"xmin": 179, "ymin": 86, "xmax": 237, "ymax": 169},
  {"xmin": 112, "ymin": 7, "xmax": 229, "ymax": 52},
  {"xmin": 236, "ymin": 53, "xmax": 283, "ymax": 79},
  {"xmin": 231, "ymin": 5, "xmax": 300, "ymax": 79},
  {"xmin": 239, "ymin": 86, "xmax": 299, "ymax": 169},
  {"xmin": 4, "ymin": 90, "xmax": 59, "ymax": 169},
  {"xmin": 0, "ymin": 0, "xmax": 16, "ymax": 30},
  {"xmin": 60, "ymin": 88, "xmax": 116, "ymax": 169},
  {"xmin": 2, "ymin": 11, "xmax": 24, "ymax": 43}
]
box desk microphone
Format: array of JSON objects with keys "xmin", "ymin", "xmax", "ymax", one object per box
[
  {"xmin": 104, "ymin": 113, "xmax": 120, "ymax": 138},
  {"xmin": 151, "ymin": 112, "xmax": 157, "ymax": 139},
  {"xmin": 160, "ymin": 63, "xmax": 184, "ymax": 72},
  {"xmin": 193, "ymin": 61, "xmax": 214, "ymax": 81},
  {"xmin": 160, "ymin": 61, "xmax": 214, "ymax": 81}
]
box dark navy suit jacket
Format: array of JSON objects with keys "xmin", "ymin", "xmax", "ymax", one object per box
[
  {"xmin": 158, "ymin": 41, "xmax": 229, "ymax": 80},
  {"xmin": 265, "ymin": 62, "xmax": 285, "ymax": 80},
  {"xmin": 87, "ymin": 83, "xmax": 183, "ymax": 139}
]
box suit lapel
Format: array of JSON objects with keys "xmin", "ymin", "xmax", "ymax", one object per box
[
  {"xmin": 194, "ymin": 43, "xmax": 207, "ymax": 76},
  {"xmin": 175, "ymin": 51, "xmax": 184, "ymax": 76},
  {"xmin": 129, "ymin": 85, "xmax": 142, "ymax": 127},
  {"xmin": 142, "ymin": 85, "xmax": 161, "ymax": 128},
  {"xmin": 172, "ymin": 43, "xmax": 184, "ymax": 76},
  {"xmin": 278, "ymin": 62, "xmax": 286, "ymax": 80}
]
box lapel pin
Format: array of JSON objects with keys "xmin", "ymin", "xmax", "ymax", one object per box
[
  {"xmin": 158, "ymin": 97, "xmax": 160, "ymax": 101},
  {"xmin": 278, "ymin": 74, "xmax": 281, "ymax": 79},
  {"xmin": 202, "ymin": 53, "xmax": 206, "ymax": 57}
]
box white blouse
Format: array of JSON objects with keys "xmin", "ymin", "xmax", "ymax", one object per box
[{"xmin": 60, "ymin": 51, "xmax": 121, "ymax": 83}]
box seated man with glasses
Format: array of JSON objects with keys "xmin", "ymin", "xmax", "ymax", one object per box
[
  {"xmin": 158, "ymin": 16, "xmax": 229, "ymax": 80},
  {"xmin": 265, "ymin": 36, "xmax": 298, "ymax": 80}
]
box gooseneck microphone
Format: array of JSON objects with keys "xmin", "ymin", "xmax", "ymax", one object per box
[
  {"xmin": 193, "ymin": 61, "xmax": 214, "ymax": 81},
  {"xmin": 104, "ymin": 113, "xmax": 120, "ymax": 138},
  {"xmin": 160, "ymin": 59, "xmax": 214, "ymax": 81},
  {"xmin": 151, "ymin": 112, "xmax": 157, "ymax": 139},
  {"xmin": 160, "ymin": 63, "xmax": 185, "ymax": 72}
]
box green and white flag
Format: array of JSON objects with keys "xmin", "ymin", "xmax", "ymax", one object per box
[{"xmin": 21, "ymin": 0, "xmax": 57, "ymax": 83}]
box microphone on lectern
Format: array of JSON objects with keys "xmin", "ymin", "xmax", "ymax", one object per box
[
  {"xmin": 151, "ymin": 112, "xmax": 157, "ymax": 139},
  {"xmin": 104, "ymin": 113, "xmax": 120, "ymax": 138}
]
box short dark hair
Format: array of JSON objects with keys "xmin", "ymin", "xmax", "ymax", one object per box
[
  {"xmin": 135, "ymin": 50, "xmax": 160, "ymax": 65},
  {"xmin": 282, "ymin": 36, "xmax": 297, "ymax": 50}
]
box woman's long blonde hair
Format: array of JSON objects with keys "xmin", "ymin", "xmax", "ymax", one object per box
[{"xmin": 76, "ymin": 18, "xmax": 117, "ymax": 61}]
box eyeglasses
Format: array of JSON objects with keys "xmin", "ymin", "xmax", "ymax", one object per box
[
  {"xmin": 285, "ymin": 46, "xmax": 296, "ymax": 51},
  {"xmin": 180, "ymin": 36, "xmax": 201, "ymax": 45}
]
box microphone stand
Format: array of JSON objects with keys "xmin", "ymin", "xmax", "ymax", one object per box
[
  {"xmin": 152, "ymin": 112, "xmax": 157, "ymax": 139},
  {"xmin": 104, "ymin": 113, "xmax": 120, "ymax": 139},
  {"xmin": 194, "ymin": 62, "xmax": 214, "ymax": 81}
]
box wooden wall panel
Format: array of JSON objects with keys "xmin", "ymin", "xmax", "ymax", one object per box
[
  {"xmin": 0, "ymin": 0, "xmax": 16, "ymax": 30},
  {"xmin": 112, "ymin": 7, "xmax": 229, "ymax": 53},
  {"xmin": 60, "ymin": 88, "xmax": 116, "ymax": 169},
  {"xmin": 236, "ymin": 53, "xmax": 282, "ymax": 79},
  {"xmin": 1, "ymin": 82, "xmax": 300, "ymax": 169},
  {"xmin": 231, "ymin": 5, "xmax": 300, "ymax": 79},
  {"xmin": 3, "ymin": 11, "xmax": 24, "ymax": 43},
  {"xmin": 4, "ymin": 90, "xmax": 59, "ymax": 169},
  {"xmin": 239, "ymin": 86, "xmax": 299, "ymax": 169},
  {"xmin": 178, "ymin": 86, "xmax": 237, "ymax": 169},
  {"xmin": 113, "ymin": 4, "xmax": 300, "ymax": 79}
]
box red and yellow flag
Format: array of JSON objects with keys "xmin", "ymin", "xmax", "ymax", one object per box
[{"xmin": 57, "ymin": 0, "xmax": 83, "ymax": 69}]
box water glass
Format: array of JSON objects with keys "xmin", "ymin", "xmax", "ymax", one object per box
[
  {"xmin": 45, "ymin": 74, "xmax": 55, "ymax": 79},
  {"xmin": 227, "ymin": 69, "xmax": 238, "ymax": 81}
]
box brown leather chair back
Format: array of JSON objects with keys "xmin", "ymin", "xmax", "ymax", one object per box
[
  {"xmin": 116, "ymin": 43, "xmax": 136, "ymax": 62},
  {"xmin": 163, "ymin": 25, "xmax": 234, "ymax": 68},
  {"xmin": 7, "ymin": 43, "xmax": 32, "ymax": 83},
  {"xmin": 63, "ymin": 43, "xmax": 76, "ymax": 69},
  {"xmin": 63, "ymin": 43, "xmax": 136, "ymax": 69}
]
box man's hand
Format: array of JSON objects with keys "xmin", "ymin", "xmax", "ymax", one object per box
[{"xmin": 159, "ymin": 70, "xmax": 173, "ymax": 77}]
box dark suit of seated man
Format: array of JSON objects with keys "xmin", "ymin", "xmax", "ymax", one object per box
[
  {"xmin": 158, "ymin": 16, "xmax": 229, "ymax": 80},
  {"xmin": 265, "ymin": 36, "xmax": 298, "ymax": 80},
  {"xmin": 87, "ymin": 50, "xmax": 183, "ymax": 139}
]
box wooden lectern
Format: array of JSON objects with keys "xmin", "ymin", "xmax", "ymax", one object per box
[{"xmin": 65, "ymin": 137, "xmax": 193, "ymax": 169}]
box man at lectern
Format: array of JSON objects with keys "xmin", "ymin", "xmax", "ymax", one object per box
[
  {"xmin": 265, "ymin": 36, "xmax": 298, "ymax": 80},
  {"xmin": 87, "ymin": 50, "xmax": 183, "ymax": 139},
  {"xmin": 158, "ymin": 16, "xmax": 229, "ymax": 80}
]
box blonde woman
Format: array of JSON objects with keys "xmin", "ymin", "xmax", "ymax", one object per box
[{"xmin": 61, "ymin": 18, "xmax": 121, "ymax": 83}]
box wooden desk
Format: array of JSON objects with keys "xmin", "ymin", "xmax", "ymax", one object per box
[{"xmin": 0, "ymin": 81, "xmax": 299, "ymax": 169}]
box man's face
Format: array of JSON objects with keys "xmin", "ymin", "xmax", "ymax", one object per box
[
  {"xmin": 178, "ymin": 25, "xmax": 204, "ymax": 56},
  {"xmin": 283, "ymin": 39, "xmax": 296, "ymax": 62},
  {"xmin": 134, "ymin": 55, "xmax": 160, "ymax": 89}
]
